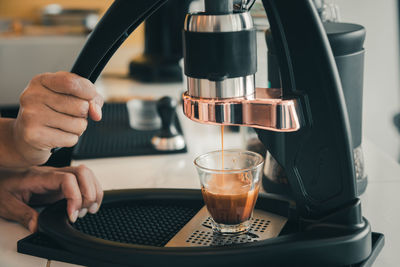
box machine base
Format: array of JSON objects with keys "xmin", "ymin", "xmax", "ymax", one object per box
[
  {"xmin": 17, "ymin": 189, "xmax": 383, "ymax": 267},
  {"xmin": 18, "ymin": 231, "xmax": 384, "ymax": 267}
]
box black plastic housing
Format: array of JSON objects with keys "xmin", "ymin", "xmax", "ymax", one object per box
[
  {"xmin": 265, "ymin": 21, "xmax": 367, "ymax": 195},
  {"xmin": 257, "ymin": 0, "xmax": 357, "ymax": 220},
  {"xmin": 267, "ymin": 22, "xmax": 366, "ymax": 153},
  {"xmin": 325, "ymin": 22, "xmax": 366, "ymax": 148},
  {"xmin": 184, "ymin": 29, "xmax": 257, "ymax": 80},
  {"xmin": 204, "ymin": 0, "xmax": 233, "ymax": 14}
]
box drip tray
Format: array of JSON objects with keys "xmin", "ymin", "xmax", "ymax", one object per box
[
  {"xmin": 17, "ymin": 189, "xmax": 383, "ymax": 267},
  {"xmin": 166, "ymin": 206, "xmax": 287, "ymax": 247}
]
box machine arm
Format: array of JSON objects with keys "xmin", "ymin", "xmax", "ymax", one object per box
[{"xmin": 70, "ymin": 0, "xmax": 167, "ymax": 82}]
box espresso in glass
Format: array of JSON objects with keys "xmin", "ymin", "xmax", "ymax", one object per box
[
  {"xmin": 194, "ymin": 150, "xmax": 264, "ymax": 234},
  {"xmin": 202, "ymin": 173, "xmax": 260, "ymax": 224}
]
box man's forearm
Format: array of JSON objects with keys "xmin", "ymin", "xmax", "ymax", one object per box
[{"xmin": 0, "ymin": 118, "xmax": 31, "ymax": 168}]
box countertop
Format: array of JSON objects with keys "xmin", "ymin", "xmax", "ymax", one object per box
[{"xmin": 0, "ymin": 77, "xmax": 399, "ymax": 267}]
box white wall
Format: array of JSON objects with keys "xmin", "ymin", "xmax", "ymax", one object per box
[{"xmin": 336, "ymin": 0, "xmax": 400, "ymax": 160}]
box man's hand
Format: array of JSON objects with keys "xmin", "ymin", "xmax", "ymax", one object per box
[
  {"xmin": 0, "ymin": 165, "xmax": 103, "ymax": 232},
  {"xmin": 13, "ymin": 71, "xmax": 104, "ymax": 166}
]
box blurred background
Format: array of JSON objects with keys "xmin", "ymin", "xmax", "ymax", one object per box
[
  {"xmin": 0, "ymin": 0, "xmax": 145, "ymax": 105},
  {"xmin": 0, "ymin": 0, "xmax": 399, "ymax": 163}
]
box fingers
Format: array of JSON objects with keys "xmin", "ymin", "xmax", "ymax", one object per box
[
  {"xmin": 14, "ymin": 71, "xmax": 103, "ymax": 166},
  {"xmin": 91, "ymin": 171, "xmax": 104, "ymax": 213},
  {"xmin": 18, "ymin": 119, "xmax": 80, "ymax": 150},
  {"xmin": 89, "ymin": 94, "xmax": 104, "ymax": 121},
  {"xmin": 20, "ymin": 168, "xmax": 83, "ymax": 223},
  {"xmin": 31, "ymin": 165, "xmax": 103, "ymax": 221},
  {"xmin": 0, "ymin": 165, "xmax": 102, "ymax": 232},
  {"xmin": 39, "ymin": 71, "xmax": 98, "ymax": 101},
  {"xmin": 43, "ymin": 90, "xmax": 90, "ymax": 118},
  {"xmin": 60, "ymin": 173, "xmax": 82, "ymax": 223},
  {"xmin": 0, "ymin": 192, "xmax": 39, "ymax": 233},
  {"xmin": 39, "ymin": 72, "xmax": 104, "ymax": 121},
  {"xmin": 44, "ymin": 107, "xmax": 88, "ymax": 136},
  {"xmin": 68, "ymin": 167, "xmax": 94, "ymax": 218},
  {"xmin": 62, "ymin": 165, "xmax": 103, "ymax": 217},
  {"xmin": 16, "ymin": 101, "xmax": 87, "ymax": 150}
]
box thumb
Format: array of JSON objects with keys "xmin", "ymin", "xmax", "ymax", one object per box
[{"xmin": 1, "ymin": 194, "xmax": 39, "ymax": 232}]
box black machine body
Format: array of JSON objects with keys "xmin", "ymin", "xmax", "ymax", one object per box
[
  {"xmin": 265, "ymin": 20, "xmax": 368, "ymax": 197},
  {"xmin": 32, "ymin": 0, "xmax": 384, "ymax": 265}
]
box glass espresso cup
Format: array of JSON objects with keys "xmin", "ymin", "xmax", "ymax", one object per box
[{"xmin": 194, "ymin": 150, "xmax": 264, "ymax": 235}]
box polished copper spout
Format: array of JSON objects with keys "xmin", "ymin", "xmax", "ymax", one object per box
[{"xmin": 182, "ymin": 88, "xmax": 302, "ymax": 132}]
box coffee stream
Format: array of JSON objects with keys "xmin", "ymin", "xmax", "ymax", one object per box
[{"xmin": 221, "ymin": 125, "xmax": 224, "ymax": 183}]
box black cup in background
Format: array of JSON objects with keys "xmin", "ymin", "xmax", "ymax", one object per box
[{"xmin": 129, "ymin": 0, "xmax": 192, "ymax": 83}]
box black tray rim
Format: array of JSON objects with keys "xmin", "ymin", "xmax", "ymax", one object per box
[{"xmin": 38, "ymin": 188, "xmax": 375, "ymax": 266}]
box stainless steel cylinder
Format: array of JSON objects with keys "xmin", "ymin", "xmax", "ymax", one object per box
[
  {"xmin": 184, "ymin": 11, "xmax": 256, "ymax": 99},
  {"xmin": 184, "ymin": 12, "xmax": 254, "ymax": 32},
  {"xmin": 187, "ymin": 75, "xmax": 255, "ymax": 99}
]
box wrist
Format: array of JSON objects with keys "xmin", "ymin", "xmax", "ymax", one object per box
[
  {"xmin": 12, "ymin": 119, "xmax": 51, "ymax": 167},
  {"xmin": 0, "ymin": 119, "xmax": 26, "ymax": 168},
  {"xmin": 10, "ymin": 118, "xmax": 32, "ymax": 166}
]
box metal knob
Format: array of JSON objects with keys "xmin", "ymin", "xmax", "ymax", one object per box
[{"xmin": 151, "ymin": 96, "xmax": 185, "ymax": 151}]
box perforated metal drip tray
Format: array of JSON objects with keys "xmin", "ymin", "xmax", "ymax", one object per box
[
  {"xmin": 17, "ymin": 189, "xmax": 383, "ymax": 267},
  {"xmin": 165, "ymin": 206, "xmax": 286, "ymax": 247}
]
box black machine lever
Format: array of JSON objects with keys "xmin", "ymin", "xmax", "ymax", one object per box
[{"xmin": 70, "ymin": 0, "xmax": 168, "ymax": 83}]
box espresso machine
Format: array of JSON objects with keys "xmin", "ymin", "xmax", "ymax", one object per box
[{"xmin": 17, "ymin": 0, "xmax": 384, "ymax": 266}]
